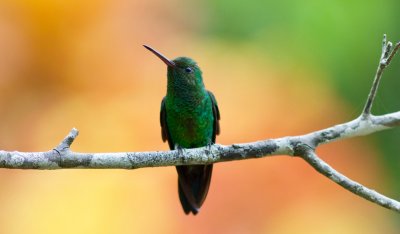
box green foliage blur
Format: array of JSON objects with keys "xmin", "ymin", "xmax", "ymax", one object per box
[{"xmin": 203, "ymin": 0, "xmax": 400, "ymax": 190}]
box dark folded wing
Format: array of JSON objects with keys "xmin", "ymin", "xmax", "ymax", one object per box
[
  {"xmin": 207, "ymin": 90, "xmax": 221, "ymax": 143},
  {"xmin": 160, "ymin": 97, "xmax": 174, "ymax": 149}
]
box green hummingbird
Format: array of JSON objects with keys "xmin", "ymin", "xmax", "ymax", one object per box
[{"xmin": 144, "ymin": 45, "xmax": 220, "ymax": 215}]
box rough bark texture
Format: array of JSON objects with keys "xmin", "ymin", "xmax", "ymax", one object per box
[{"xmin": 0, "ymin": 113, "xmax": 398, "ymax": 170}]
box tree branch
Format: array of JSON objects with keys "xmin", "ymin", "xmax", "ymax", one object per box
[
  {"xmin": 1, "ymin": 35, "xmax": 400, "ymax": 213},
  {"xmin": 300, "ymin": 147, "xmax": 400, "ymax": 212},
  {"xmin": 0, "ymin": 112, "xmax": 399, "ymax": 170}
]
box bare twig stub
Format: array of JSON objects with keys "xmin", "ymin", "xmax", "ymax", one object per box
[{"xmin": 0, "ymin": 35, "xmax": 400, "ymax": 213}]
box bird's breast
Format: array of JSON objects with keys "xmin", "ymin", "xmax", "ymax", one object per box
[{"xmin": 166, "ymin": 97, "xmax": 214, "ymax": 148}]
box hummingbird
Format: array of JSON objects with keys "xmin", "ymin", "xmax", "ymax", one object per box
[{"xmin": 144, "ymin": 45, "xmax": 220, "ymax": 215}]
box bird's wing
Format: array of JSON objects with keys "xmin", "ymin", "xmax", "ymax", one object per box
[
  {"xmin": 160, "ymin": 97, "xmax": 174, "ymax": 149},
  {"xmin": 207, "ymin": 91, "xmax": 221, "ymax": 143}
]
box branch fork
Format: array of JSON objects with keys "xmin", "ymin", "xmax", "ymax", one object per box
[{"xmin": 363, "ymin": 35, "xmax": 400, "ymax": 117}]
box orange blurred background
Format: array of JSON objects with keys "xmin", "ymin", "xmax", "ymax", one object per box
[{"xmin": 0, "ymin": 0, "xmax": 398, "ymax": 233}]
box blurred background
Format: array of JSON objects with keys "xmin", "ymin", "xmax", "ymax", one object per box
[{"xmin": 0, "ymin": 0, "xmax": 399, "ymax": 233}]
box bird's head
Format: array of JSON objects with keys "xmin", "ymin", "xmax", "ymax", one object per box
[{"xmin": 144, "ymin": 45, "xmax": 204, "ymax": 88}]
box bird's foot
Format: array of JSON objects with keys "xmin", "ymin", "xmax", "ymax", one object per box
[
  {"xmin": 204, "ymin": 142, "xmax": 214, "ymax": 159},
  {"xmin": 206, "ymin": 142, "xmax": 213, "ymax": 151},
  {"xmin": 175, "ymin": 144, "xmax": 186, "ymax": 163}
]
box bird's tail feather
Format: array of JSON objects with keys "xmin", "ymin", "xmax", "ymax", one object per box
[{"xmin": 176, "ymin": 164, "xmax": 213, "ymax": 215}]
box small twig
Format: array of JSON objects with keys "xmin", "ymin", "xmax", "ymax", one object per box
[
  {"xmin": 55, "ymin": 128, "xmax": 79, "ymax": 152},
  {"xmin": 300, "ymin": 148, "xmax": 400, "ymax": 212},
  {"xmin": 363, "ymin": 35, "xmax": 400, "ymax": 116},
  {"xmin": 384, "ymin": 42, "xmax": 400, "ymax": 66}
]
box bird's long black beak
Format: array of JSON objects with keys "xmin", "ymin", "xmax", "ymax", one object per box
[{"xmin": 143, "ymin": 45, "xmax": 176, "ymax": 67}]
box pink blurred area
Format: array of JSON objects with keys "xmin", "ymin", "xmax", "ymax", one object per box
[{"xmin": 0, "ymin": 0, "xmax": 396, "ymax": 233}]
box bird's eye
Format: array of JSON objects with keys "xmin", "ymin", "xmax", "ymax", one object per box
[{"xmin": 185, "ymin": 67, "xmax": 193, "ymax": 73}]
